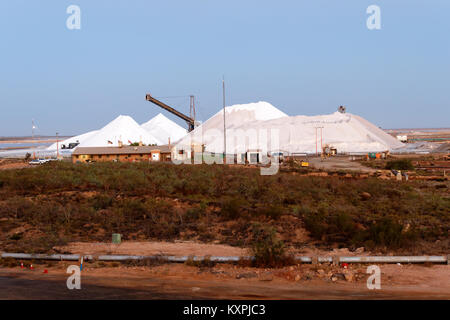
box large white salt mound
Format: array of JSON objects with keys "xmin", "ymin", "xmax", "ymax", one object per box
[
  {"xmin": 141, "ymin": 113, "xmax": 187, "ymax": 145},
  {"xmin": 225, "ymin": 112, "xmax": 404, "ymax": 154},
  {"xmin": 210, "ymin": 101, "xmax": 288, "ymax": 129},
  {"xmin": 79, "ymin": 115, "xmax": 162, "ymax": 147},
  {"xmin": 175, "ymin": 101, "xmax": 288, "ymax": 153},
  {"xmin": 176, "ymin": 103, "xmax": 404, "ymax": 154},
  {"xmin": 47, "ymin": 130, "xmax": 99, "ymax": 151}
]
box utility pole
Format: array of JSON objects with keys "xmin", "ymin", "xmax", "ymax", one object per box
[
  {"xmin": 315, "ymin": 128, "xmax": 318, "ymax": 156},
  {"xmin": 32, "ymin": 119, "xmax": 36, "ymax": 159},
  {"xmin": 56, "ymin": 132, "xmax": 59, "ymax": 159},
  {"xmin": 320, "ymin": 127, "xmax": 323, "ymax": 152},
  {"xmin": 222, "ymin": 76, "xmax": 226, "ymax": 163},
  {"xmin": 315, "ymin": 126, "xmax": 324, "ymax": 156},
  {"xmin": 32, "ymin": 119, "xmax": 35, "ymax": 140}
]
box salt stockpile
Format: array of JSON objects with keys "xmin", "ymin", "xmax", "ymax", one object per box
[
  {"xmin": 226, "ymin": 112, "xmax": 404, "ymax": 154},
  {"xmin": 175, "ymin": 101, "xmax": 288, "ymax": 151},
  {"xmin": 141, "ymin": 113, "xmax": 187, "ymax": 144},
  {"xmin": 175, "ymin": 102, "xmax": 404, "ymax": 154},
  {"xmin": 78, "ymin": 115, "xmax": 162, "ymax": 147}
]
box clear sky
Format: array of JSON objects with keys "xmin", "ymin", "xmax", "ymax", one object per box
[{"xmin": 1, "ymin": 0, "xmax": 449, "ymax": 136}]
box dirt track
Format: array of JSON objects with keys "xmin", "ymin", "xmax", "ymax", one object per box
[
  {"xmin": 308, "ymin": 156, "xmax": 377, "ymax": 173},
  {"xmin": 1, "ymin": 262, "xmax": 448, "ymax": 300},
  {"xmin": 54, "ymin": 241, "xmax": 248, "ymax": 257}
]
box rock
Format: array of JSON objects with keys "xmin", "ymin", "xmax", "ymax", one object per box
[
  {"xmin": 316, "ymin": 269, "xmax": 326, "ymax": 278},
  {"xmin": 331, "ymin": 273, "xmax": 345, "ymax": 281},
  {"xmin": 361, "ymin": 192, "xmax": 372, "ymax": 200},
  {"xmin": 295, "ymin": 274, "xmax": 301, "ymax": 281},
  {"xmin": 191, "ymin": 287, "xmax": 201, "ymax": 292},
  {"xmin": 302, "ymin": 274, "xmax": 313, "ymax": 281},
  {"xmin": 331, "ymin": 276, "xmax": 338, "ymax": 282},
  {"xmin": 236, "ymin": 272, "xmax": 257, "ymax": 279},
  {"xmin": 344, "ymin": 271, "xmax": 353, "ymax": 282},
  {"xmin": 259, "ymin": 272, "xmax": 273, "ymax": 281},
  {"xmin": 355, "ymin": 247, "xmax": 365, "ymax": 253},
  {"xmin": 289, "ymin": 266, "xmax": 295, "ymax": 271}
]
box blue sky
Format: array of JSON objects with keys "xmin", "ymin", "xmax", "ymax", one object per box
[{"xmin": 0, "ymin": 0, "xmax": 449, "ymax": 136}]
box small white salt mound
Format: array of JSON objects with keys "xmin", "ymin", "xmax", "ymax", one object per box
[
  {"xmin": 141, "ymin": 113, "xmax": 187, "ymax": 145},
  {"xmin": 79, "ymin": 115, "xmax": 162, "ymax": 147},
  {"xmin": 47, "ymin": 130, "xmax": 99, "ymax": 151}
]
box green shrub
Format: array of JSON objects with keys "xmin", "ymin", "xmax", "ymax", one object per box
[
  {"xmin": 90, "ymin": 194, "xmax": 114, "ymax": 210},
  {"xmin": 185, "ymin": 201, "xmax": 207, "ymax": 221},
  {"xmin": 250, "ymin": 224, "xmax": 291, "ymax": 267},
  {"xmin": 365, "ymin": 218, "xmax": 416, "ymax": 248},
  {"xmin": 385, "ymin": 159, "xmax": 414, "ymax": 170},
  {"xmin": 220, "ymin": 199, "xmax": 243, "ymax": 220},
  {"xmin": 260, "ymin": 204, "xmax": 284, "ymax": 219}
]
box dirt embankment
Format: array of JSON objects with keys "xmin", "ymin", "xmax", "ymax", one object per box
[
  {"xmin": 0, "ymin": 160, "xmax": 30, "ymax": 170},
  {"xmin": 54, "ymin": 241, "xmax": 248, "ymax": 257}
]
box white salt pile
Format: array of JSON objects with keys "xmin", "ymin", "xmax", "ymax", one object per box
[
  {"xmin": 175, "ymin": 102, "xmax": 404, "ymax": 154},
  {"xmin": 176, "ymin": 101, "xmax": 287, "ymax": 148},
  {"xmin": 78, "ymin": 115, "xmax": 162, "ymax": 147},
  {"xmin": 141, "ymin": 113, "xmax": 187, "ymax": 144}
]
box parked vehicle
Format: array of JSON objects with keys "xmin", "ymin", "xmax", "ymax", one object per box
[
  {"xmin": 28, "ymin": 158, "xmax": 60, "ymax": 165},
  {"xmin": 29, "ymin": 159, "xmax": 43, "ymax": 165}
]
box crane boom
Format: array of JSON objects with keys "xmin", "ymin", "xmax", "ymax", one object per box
[{"xmin": 145, "ymin": 94, "xmax": 195, "ymax": 131}]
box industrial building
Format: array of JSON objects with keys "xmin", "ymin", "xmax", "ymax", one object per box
[{"xmin": 72, "ymin": 145, "xmax": 171, "ymax": 163}]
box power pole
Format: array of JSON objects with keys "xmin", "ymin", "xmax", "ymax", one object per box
[
  {"xmin": 315, "ymin": 126, "xmax": 324, "ymax": 156},
  {"xmin": 32, "ymin": 119, "xmax": 35, "ymax": 140},
  {"xmin": 222, "ymin": 76, "xmax": 226, "ymax": 163},
  {"xmin": 32, "ymin": 119, "xmax": 36, "ymax": 159},
  {"xmin": 315, "ymin": 127, "xmax": 317, "ymax": 156},
  {"xmin": 56, "ymin": 132, "xmax": 59, "ymax": 159}
]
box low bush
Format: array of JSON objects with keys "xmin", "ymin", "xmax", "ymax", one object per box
[
  {"xmin": 365, "ymin": 218, "xmax": 417, "ymax": 248},
  {"xmin": 385, "ymin": 159, "xmax": 414, "ymax": 171},
  {"xmin": 250, "ymin": 224, "xmax": 292, "ymax": 267},
  {"xmin": 220, "ymin": 199, "xmax": 244, "ymax": 220}
]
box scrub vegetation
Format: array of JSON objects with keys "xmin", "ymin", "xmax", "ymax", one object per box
[{"xmin": 0, "ymin": 162, "xmax": 448, "ymax": 255}]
